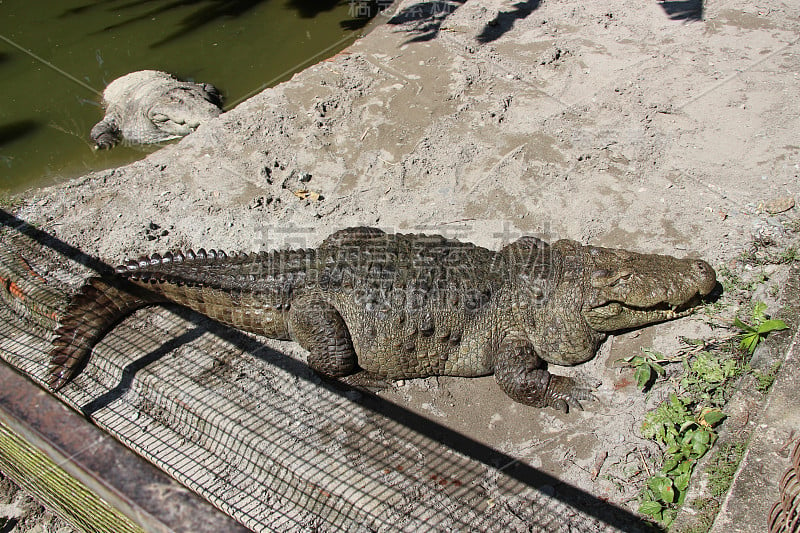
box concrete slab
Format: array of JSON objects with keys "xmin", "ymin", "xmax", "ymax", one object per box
[{"xmin": 712, "ymin": 292, "xmax": 800, "ymax": 531}]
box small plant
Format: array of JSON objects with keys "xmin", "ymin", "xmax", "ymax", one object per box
[
  {"xmin": 618, "ymin": 348, "xmax": 670, "ymax": 390},
  {"xmin": 706, "ymin": 442, "xmax": 746, "ymax": 497},
  {"xmin": 778, "ymin": 246, "xmax": 798, "ymax": 263},
  {"xmin": 681, "ymin": 350, "xmax": 743, "ymax": 407},
  {"xmin": 638, "ymin": 394, "xmax": 726, "ymax": 526},
  {"xmin": 753, "ymin": 361, "xmax": 782, "ymax": 393},
  {"xmin": 629, "ymin": 300, "xmax": 788, "ymax": 527},
  {"xmin": 714, "ymin": 265, "xmax": 743, "ymax": 293},
  {"xmin": 734, "ymin": 302, "xmax": 788, "ymax": 354}
]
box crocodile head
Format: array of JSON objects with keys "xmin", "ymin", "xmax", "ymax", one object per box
[{"xmin": 577, "ymin": 244, "xmax": 717, "ymax": 332}]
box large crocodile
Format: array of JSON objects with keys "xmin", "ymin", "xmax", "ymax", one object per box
[{"xmin": 49, "ymin": 227, "xmax": 717, "ymax": 411}]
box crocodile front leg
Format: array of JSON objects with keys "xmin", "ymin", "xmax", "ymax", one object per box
[
  {"xmin": 493, "ymin": 339, "xmax": 595, "ymax": 412},
  {"xmin": 288, "ymin": 296, "xmax": 358, "ymax": 378}
]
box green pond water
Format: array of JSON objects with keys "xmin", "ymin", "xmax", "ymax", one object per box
[{"xmin": 0, "ymin": 0, "xmax": 373, "ymax": 192}]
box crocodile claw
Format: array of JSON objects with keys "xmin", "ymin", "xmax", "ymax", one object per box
[{"xmin": 545, "ymin": 375, "xmax": 597, "ymax": 413}]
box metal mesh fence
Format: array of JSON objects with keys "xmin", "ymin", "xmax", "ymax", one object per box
[
  {"xmin": 0, "ymin": 211, "xmax": 647, "ymax": 532},
  {"xmin": 769, "ymin": 440, "xmax": 800, "ymax": 533}
]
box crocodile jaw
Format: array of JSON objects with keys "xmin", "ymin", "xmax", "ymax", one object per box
[{"xmin": 582, "ymin": 298, "xmax": 702, "ymax": 332}]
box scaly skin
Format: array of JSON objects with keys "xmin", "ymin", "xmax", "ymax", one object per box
[{"xmin": 48, "ymin": 227, "xmax": 717, "ymax": 411}]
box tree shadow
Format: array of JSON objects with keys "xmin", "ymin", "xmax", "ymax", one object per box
[
  {"xmin": 96, "ymin": 0, "xmax": 271, "ymax": 48},
  {"xmin": 659, "ymin": 0, "xmax": 703, "ymax": 21},
  {"xmin": 476, "ymin": 0, "xmax": 541, "ymax": 44},
  {"xmin": 286, "ymin": 0, "xmax": 343, "ymax": 19},
  {"xmin": 387, "ymin": 0, "xmax": 467, "ymax": 43},
  {"xmin": 338, "ymin": 0, "xmax": 385, "ymax": 31},
  {"xmin": 61, "ymin": 0, "xmax": 358, "ymax": 48},
  {"xmin": 0, "ymin": 120, "xmax": 41, "ymax": 148}
]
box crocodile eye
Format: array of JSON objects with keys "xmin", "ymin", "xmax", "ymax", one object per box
[
  {"xmin": 608, "ymin": 270, "xmax": 633, "ymax": 286},
  {"xmin": 591, "ymin": 269, "xmax": 633, "ymax": 288}
]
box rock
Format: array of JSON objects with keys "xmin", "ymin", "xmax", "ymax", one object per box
[{"xmin": 761, "ymin": 196, "xmax": 795, "ymax": 214}]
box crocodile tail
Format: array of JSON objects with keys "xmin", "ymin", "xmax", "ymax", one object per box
[{"xmin": 48, "ymin": 277, "xmax": 161, "ymax": 391}]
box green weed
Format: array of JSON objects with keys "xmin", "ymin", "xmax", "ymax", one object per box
[
  {"xmin": 734, "ymin": 302, "xmax": 788, "ymax": 354},
  {"xmin": 638, "ymin": 393, "xmax": 726, "ymax": 526},
  {"xmin": 752, "ymin": 361, "xmax": 782, "ymax": 393}
]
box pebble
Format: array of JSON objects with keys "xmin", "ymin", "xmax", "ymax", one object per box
[{"xmin": 761, "ymin": 196, "xmax": 795, "ymax": 214}]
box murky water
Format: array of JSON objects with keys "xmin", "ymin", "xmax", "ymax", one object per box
[{"xmin": 0, "ymin": 0, "xmax": 372, "ymax": 192}]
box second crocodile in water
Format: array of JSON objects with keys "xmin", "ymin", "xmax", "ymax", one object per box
[{"xmin": 49, "ymin": 227, "xmax": 717, "ymax": 411}]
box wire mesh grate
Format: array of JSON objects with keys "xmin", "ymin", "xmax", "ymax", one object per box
[{"xmin": 769, "ymin": 440, "xmax": 800, "ymax": 533}]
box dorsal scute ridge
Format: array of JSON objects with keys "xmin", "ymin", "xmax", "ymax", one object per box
[{"xmin": 114, "ymin": 247, "xmax": 235, "ymax": 274}]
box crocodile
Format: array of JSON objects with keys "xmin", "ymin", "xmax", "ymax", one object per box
[
  {"xmin": 90, "ymin": 70, "xmax": 223, "ymax": 149},
  {"xmin": 48, "ymin": 227, "xmax": 717, "ymax": 411}
]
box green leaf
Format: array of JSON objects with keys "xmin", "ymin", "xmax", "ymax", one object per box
[
  {"xmin": 650, "ymin": 361, "xmax": 666, "ymax": 377},
  {"xmin": 677, "ymin": 486, "xmax": 688, "ymax": 506},
  {"xmin": 669, "ymin": 392, "xmax": 682, "ymax": 406},
  {"xmin": 638, "ymin": 500, "xmax": 663, "ymax": 518},
  {"xmin": 665, "ymin": 444, "xmax": 680, "ymax": 455},
  {"xmin": 622, "ymin": 355, "xmax": 645, "ymax": 366},
  {"xmin": 662, "ymin": 457, "xmax": 679, "ymax": 473},
  {"xmin": 635, "ymin": 365, "xmax": 652, "ymax": 389},
  {"xmin": 674, "ymin": 472, "xmax": 691, "ymax": 492},
  {"xmin": 675, "ymin": 460, "xmax": 694, "ymax": 475},
  {"xmin": 739, "ymin": 333, "xmax": 760, "ymax": 353},
  {"xmin": 692, "ymin": 429, "xmax": 711, "ymax": 445},
  {"xmin": 659, "ymin": 480, "xmax": 676, "ymax": 503},
  {"xmin": 700, "ymin": 409, "xmax": 727, "ymax": 427},
  {"xmin": 757, "ymin": 319, "xmax": 788, "ymax": 334},
  {"xmin": 733, "ymin": 317, "xmax": 756, "ymax": 333},
  {"xmin": 692, "ymin": 443, "xmax": 708, "ymax": 457},
  {"xmin": 753, "ymin": 302, "xmax": 767, "ymax": 321}
]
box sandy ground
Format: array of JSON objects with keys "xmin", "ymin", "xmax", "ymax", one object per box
[{"xmin": 3, "ymin": 0, "xmax": 800, "ymax": 530}]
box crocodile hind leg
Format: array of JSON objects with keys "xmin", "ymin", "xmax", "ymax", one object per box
[
  {"xmin": 288, "ymin": 296, "xmax": 358, "ymax": 378},
  {"xmin": 49, "ymin": 278, "xmax": 162, "ymax": 391},
  {"xmin": 493, "ymin": 339, "xmax": 595, "ymax": 412}
]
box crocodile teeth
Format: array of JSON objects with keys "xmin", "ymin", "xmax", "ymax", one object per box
[
  {"xmin": 125, "ymin": 260, "xmax": 139, "ymax": 271},
  {"xmin": 207, "ymin": 249, "xmax": 217, "ymax": 260},
  {"xmin": 173, "ymin": 252, "xmax": 185, "ymax": 262},
  {"xmin": 186, "ymin": 249, "xmax": 196, "ymax": 260},
  {"xmin": 138, "ymin": 256, "xmax": 149, "ymax": 268},
  {"xmin": 162, "ymin": 252, "xmax": 173, "ymax": 263},
  {"xmin": 150, "ymin": 253, "xmax": 162, "ymax": 265},
  {"xmin": 196, "ymin": 248, "xmax": 207, "ymax": 259}
]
